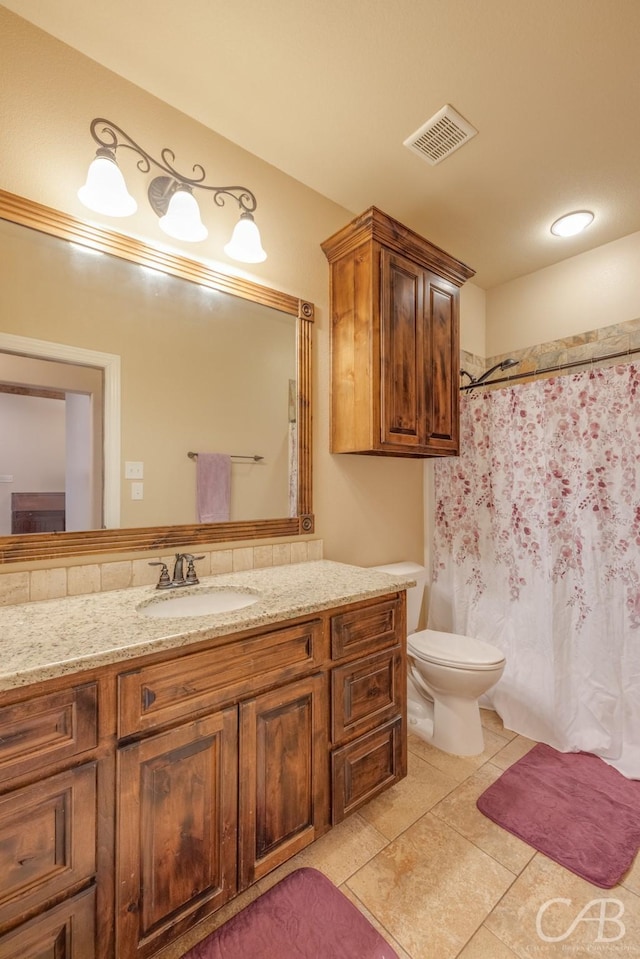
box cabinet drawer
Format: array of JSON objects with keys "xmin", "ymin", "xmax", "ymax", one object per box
[
  {"xmin": 332, "ymin": 646, "xmax": 402, "ymax": 743},
  {"xmin": 331, "ymin": 717, "xmax": 404, "ymax": 823},
  {"xmin": 0, "ymin": 886, "xmax": 95, "ymax": 959},
  {"xmin": 331, "ymin": 597, "xmax": 402, "ymax": 661},
  {"xmin": 0, "ymin": 683, "xmax": 98, "ymax": 787},
  {"xmin": 118, "ymin": 619, "xmax": 324, "ymax": 737},
  {"xmin": 0, "ymin": 763, "xmax": 96, "ymax": 928}
]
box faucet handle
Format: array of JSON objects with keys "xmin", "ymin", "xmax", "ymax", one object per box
[
  {"xmin": 185, "ymin": 554, "xmax": 205, "ymax": 585},
  {"xmin": 149, "ymin": 561, "xmax": 171, "ymax": 589}
]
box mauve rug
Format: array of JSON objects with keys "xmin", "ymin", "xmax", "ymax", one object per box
[
  {"xmin": 476, "ymin": 742, "xmax": 640, "ymax": 888},
  {"xmin": 180, "ymin": 868, "xmax": 399, "ymax": 959}
]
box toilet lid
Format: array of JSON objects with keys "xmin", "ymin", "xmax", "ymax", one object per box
[{"xmin": 408, "ymin": 629, "xmax": 506, "ymax": 668}]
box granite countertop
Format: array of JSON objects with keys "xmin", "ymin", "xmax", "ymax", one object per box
[{"xmin": 0, "ymin": 560, "xmax": 414, "ymax": 691}]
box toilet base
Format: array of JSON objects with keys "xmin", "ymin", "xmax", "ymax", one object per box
[
  {"xmin": 407, "ymin": 672, "xmax": 486, "ymax": 756},
  {"xmin": 431, "ymin": 694, "xmax": 485, "ymax": 756},
  {"xmin": 407, "ymin": 686, "xmax": 435, "ymax": 742}
]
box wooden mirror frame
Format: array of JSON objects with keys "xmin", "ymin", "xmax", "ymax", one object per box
[{"xmin": 0, "ymin": 190, "xmax": 313, "ymax": 564}]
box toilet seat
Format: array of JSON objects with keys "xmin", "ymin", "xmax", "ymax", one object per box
[{"xmin": 408, "ymin": 628, "xmax": 505, "ymax": 670}]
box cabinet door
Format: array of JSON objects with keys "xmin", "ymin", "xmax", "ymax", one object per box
[
  {"xmin": 238, "ymin": 674, "xmax": 329, "ymax": 887},
  {"xmin": 380, "ymin": 249, "xmax": 427, "ymax": 450},
  {"xmin": 423, "ymin": 270, "xmax": 459, "ymax": 452},
  {"xmin": 117, "ymin": 709, "xmax": 237, "ymax": 959}
]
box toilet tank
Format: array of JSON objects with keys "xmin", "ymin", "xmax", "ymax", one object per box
[{"xmin": 371, "ymin": 562, "xmax": 428, "ymax": 634}]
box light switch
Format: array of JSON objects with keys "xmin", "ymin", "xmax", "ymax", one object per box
[
  {"xmin": 131, "ymin": 482, "xmax": 144, "ymax": 500},
  {"xmin": 125, "ymin": 461, "xmax": 144, "ymax": 479},
  {"xmin": 0, "ymin": 475, "xmax": 13, "ymax": 483}
]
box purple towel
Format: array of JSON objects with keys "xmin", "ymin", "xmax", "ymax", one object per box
[{"xmin": 196, "ymin": 453, "xmax": 231, "ymax": 523}]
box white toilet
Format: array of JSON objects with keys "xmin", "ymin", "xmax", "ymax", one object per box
[{"xmin": 372, "ymin": 562, "xmax": 506, "ymax": 756}]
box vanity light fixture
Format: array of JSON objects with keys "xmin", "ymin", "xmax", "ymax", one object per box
[
  {"xmin": 78, "ymin": 118, "xmax": 267, "ymax": 262},
  {"xmin": 550, "ymin": 210, "xmax": 594, "ymax": 237}
]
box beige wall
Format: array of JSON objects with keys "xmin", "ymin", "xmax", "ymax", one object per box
[
  {"xmin": 486, "ymin": 230, "xmax": 640, "ymax": 355},
  {"xmin": 0, "ymin": 8, "xmax": 429, "ymax": 570},
  {"xmin": 459, "ymin": 283, "xmax": 486, "ymax": 357}
]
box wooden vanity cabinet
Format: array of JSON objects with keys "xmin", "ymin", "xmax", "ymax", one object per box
[
  {"xmin": 0, "ymin": 682, "xmax": 100, "ymax": 959},
  {"xmin": 322, "ymin": 206, "xmax": 475, "ymax": 457},
  {"xmin": 0, "ymin": 589, "xmax": 406, "ymax": 959}
]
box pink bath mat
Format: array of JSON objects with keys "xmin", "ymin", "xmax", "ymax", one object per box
[
  {"xmin": 477, "ymin": 743, "xmax": 640, "ymax": 888},
  {"xmin": 180, "ymin": 868, "xmax": 398, "ymax": 958}
]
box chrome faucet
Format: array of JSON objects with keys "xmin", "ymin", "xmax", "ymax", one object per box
[
  {"xmin": 149, "ymin": 553, "xmax": 205, "ymax": 589},
  {"xmin": 172, "ymin": 552, "xmax": 186, "ymax": 586}
]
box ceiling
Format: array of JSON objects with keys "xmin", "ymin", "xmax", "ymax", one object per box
[{"xmin": 3, "ymin": 0, "xmax": 640, "ymax": 289}]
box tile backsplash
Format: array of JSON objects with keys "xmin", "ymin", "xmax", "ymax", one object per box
[
  {"xmin": 461, "ymin": 316, "xmax": 640, "ymax": 389},
  {"xmin": 0, "ymin": 538, "xmax": 324, "ymax": 607}
]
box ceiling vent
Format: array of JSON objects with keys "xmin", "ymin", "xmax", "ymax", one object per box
[{"xmin": 403, "ymin": 105, "xmax": 478, "ymax": 166}]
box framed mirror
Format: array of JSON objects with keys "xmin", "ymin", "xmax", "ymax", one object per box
[{"xmin": 0, "ymin": 189, "xmax": 313, "ymax": 564}]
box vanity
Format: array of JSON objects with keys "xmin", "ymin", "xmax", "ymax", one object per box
[{"xmin": 0, "ymin": 561, "xmax": 410, "ymax": 959}]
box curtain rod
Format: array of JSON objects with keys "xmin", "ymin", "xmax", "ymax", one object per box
[
  {"xmin": 187, "ymin": 451, "xmax": 264, "ymax": 462},
  {"xmin": 460, "ymin": 345, "xmax": 640, "ymax": 391}
]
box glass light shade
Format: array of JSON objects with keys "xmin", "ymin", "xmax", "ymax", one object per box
[
  {"xmin": 550, "ymin": 210, "xmax": 594, "ymax": 237},
  {"xmin": 158, "ymin": 188, "xmax": 208, "ymax": 242},
  {"xmin": 78, "ymin": 154, "xmax": 137, "ymax": 217},
  {"xmin": 224, "ymin": 212, "xmax": 267, "ymax": 263}
]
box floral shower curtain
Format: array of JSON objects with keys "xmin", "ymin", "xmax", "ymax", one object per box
[{"xmin": 429, "ymin": 362, "xmax": 640, "ymax": 779}]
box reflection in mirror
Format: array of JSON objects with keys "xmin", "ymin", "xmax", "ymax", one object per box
[
  {"xmin": 0, "ymin": 190, "xmax": 313, "ymax": 563},
  {"xmin": 0, "ymin": 348, "xmax": 106, "ymax": 535},
  {"xmin": 0, "ymin": 219, "xmax": 296, "ymax": 527}
]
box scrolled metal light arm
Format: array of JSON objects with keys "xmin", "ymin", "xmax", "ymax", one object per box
[
  {"xmin": 88, "ymin": 118, "xmax": 258, "ymax": 215},
  {"xmin": 80, "ymin": 117, "xmax": 267, "ymax": 260}
]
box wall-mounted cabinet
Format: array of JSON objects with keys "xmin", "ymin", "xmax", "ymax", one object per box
[{"xmin": 322, "ymin": 207, "xmax": 475, "ymax": 457}]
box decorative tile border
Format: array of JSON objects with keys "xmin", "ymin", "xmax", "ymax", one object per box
[
  {"xmin": 461, "ymin": 317, "xmax": 640, "ymax": 390},
  {"xmin": 0, "ymin": 538, "xmax": 324, "ymax": 607}
]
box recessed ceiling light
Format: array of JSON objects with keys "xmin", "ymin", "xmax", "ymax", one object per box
[{"xmin": 550, "ymin": 210, "xmax": 595, "ymax": 237}]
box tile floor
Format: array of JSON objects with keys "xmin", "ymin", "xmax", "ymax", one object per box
[{"xmin": 164, "ymin": 710, "xmax": 640, "ymax": 959}]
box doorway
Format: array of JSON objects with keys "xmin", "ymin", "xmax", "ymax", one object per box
[{"xmin": 0, "ymin": 333, "xmax": 120, "ymax": 534}]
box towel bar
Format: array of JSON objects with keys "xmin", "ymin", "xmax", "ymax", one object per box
[{"xmin": 187, "ymin": 451, "xmax": 264, "ymax": 462}]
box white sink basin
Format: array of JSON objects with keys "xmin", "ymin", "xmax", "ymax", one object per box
[{"xmin": 138, "ymin": 588, "xmax": 260, "ymax": 619}]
